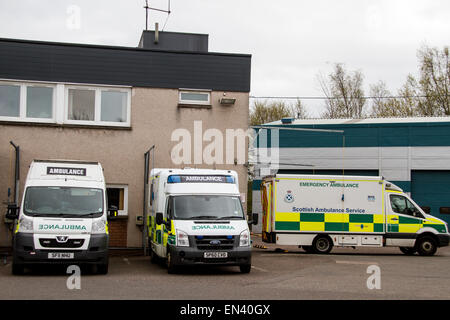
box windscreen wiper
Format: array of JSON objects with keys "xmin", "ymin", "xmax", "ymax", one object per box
[
  {"xmin": 76, "ymin": 212, "xmax": 102, "ymax": 217},
  {"xmin": 31, "ymin": 213, "xmax": 68, "ymax": 217},
  {"xmin": 217, "ymin": 216, "xmax": 244, "ymax": 220},
  {"xmin": 189, "ymin": 215, "xmax": 219, "ymax": 220}
]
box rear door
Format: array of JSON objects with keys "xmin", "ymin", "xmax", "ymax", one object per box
[{"xmin": 261, "ymin": 180, "xmax": 273, "ymax": 235}]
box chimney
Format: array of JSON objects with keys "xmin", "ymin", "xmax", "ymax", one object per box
[{"xmin": 138, "ymin": 28, "xmax": 209, "ymax": 52}]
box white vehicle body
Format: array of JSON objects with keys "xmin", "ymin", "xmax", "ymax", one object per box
[
  {"xmin": 261, "ymin": 174, "xmax": 450, "ymax": 255},
  {"xmin": 12, "ymin": 160, "xmax": 110, "ymax": 274},
  {"xmin": 148, "ymin": 168, "xmax": 252, "ymax": 273}
]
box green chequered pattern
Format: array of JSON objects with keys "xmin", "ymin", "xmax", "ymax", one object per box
[{"xmin": 275, "ymin": 212, "xmax": 446, "ymax": 234}]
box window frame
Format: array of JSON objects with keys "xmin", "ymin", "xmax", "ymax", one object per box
[
  {"xmin": 0, "ymin": 80, "xmax": 56, "ymax": 123},
  {"xmin": 106, "ymin": 184, "xmax": 129, "ymax": 217},
  {"xmin": 178, "ymin": 88, "xmax": 211, "ymax": 107},
  {"xmin": 0, "ymin": 79, "xmax": 132, "ymax": 128},
  {"xmin": 389, "ymin": 194, "xmax": 424, "ymax": 219},
  {"xmin": 65, "ymin": 85, "xmax": 131, "ymax": 127}
]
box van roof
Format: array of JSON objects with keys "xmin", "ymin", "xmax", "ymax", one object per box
[
  {"xmin": 33, "ymin": 159, "xmax": 99, "ymax": 165},
  {"xmin": 151, "ymin": 168, "xmax": 238, "ymax": 177},
  {"xmin": 273, "ymin": 174, "xmax": 383, "ymax": 181},
  {"xmin": 26, "ymin": 159, "xmax": 104, "ymax": 183}
]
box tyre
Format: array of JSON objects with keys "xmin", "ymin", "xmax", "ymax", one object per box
[
  {"xmin": 12, "ymin": 262, "xmax": 24, "ymax": 275},
  {"xmin": 239, "ymin": 264, "xmax": 252, "ymax": 273},
  {"xmin": 399, "ymin": 247, "xmax": 416, "ymax": 255},
  {"xmin": 416, "ymin": 236, "xmax": 437, "ymax": 256},
  {"xmin": 167, "ymin": 251, "xmax": 177, "ymax": 274},
  {"xmin": 312, "ymin": 236, "xmax": 333, "ymax": 254},
  {"xmin": 150, "ymin": 247, "xmax": 158, "ymax": 264},
  {"xmin": 97, "ymin": 263, "xmax": 109, "ymax": 275}
]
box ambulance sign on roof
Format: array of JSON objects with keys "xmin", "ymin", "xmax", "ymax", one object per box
[
  {"xmin": 168, "ymin": 175, "xmax": 235, "ymax": 183},
  {"xmin": 47, "ymin": 167, "xmax": 86, "ymax": 176}
]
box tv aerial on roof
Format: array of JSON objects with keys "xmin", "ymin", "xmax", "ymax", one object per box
[{"xmin": 144, "ymin": 0, "xmax": 171, "ymax": 31}]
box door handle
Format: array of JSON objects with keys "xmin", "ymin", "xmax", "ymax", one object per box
[{"xmin": 391, "ymin": 217, "xmax": 399, "ymax": 221}]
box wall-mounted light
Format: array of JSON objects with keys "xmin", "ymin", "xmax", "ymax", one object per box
[{"xmin": 219, "ymin": 93, "xmax": 236, "ymax": 105}]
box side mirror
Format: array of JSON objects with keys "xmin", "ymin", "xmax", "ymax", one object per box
[
  {"xmin": 108, "ymin": 205, "xmax": 118, "ymax": 220},
  {"xmin": 5, "ymin": 204, "xmax": 19, "ymax": 220},
  {"xmin": 155, "ymin": 212, "xmax": 164, "ymax": 225},
  {"xmin": 250, "ymin": 213, "xmax": 258, "ymax": 225}
]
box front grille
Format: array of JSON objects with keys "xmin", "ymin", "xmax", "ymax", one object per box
[
  {"xmin": 39, "ymin": 238, "xmax": 85, "ymax": 248},
  {"xmin": 195, "ymin": 235, "xmax": 235, "ymax": 250}
]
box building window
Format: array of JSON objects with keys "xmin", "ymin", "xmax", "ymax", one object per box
[
  {"xmin": 0, "ymin": 84, "xmax": 20, "ymax": 117},
  {"xmin": 439, "ymin": 207, "xmax": 450, "ymax": 214},
  {"xmin": 0, "ymin": 80, "xmax": 130, "ymax": 127},
  {"xmin": 26, "ymin": 86, "xmax": 54, "ymax": 119},
  {"xmin": 101, "ymin": 90, "xmax": 128, "ymax": 123},
  {"xmin": 0, "ymin": 81, "xmax": 55, "ymax": 122},
  {"xmin": 178, "ymin": 89, "xmax": 211, "ymax": 106},
  {"xmin": 68, "ymin": 88, "xmax": 95, "ymax": 121},
  {"xmin": 106, "ymin": 185, "xmax": 128, "ymax": 216},
  {"xmin": 66, "ymin": 86, "xmax": 131, "ymax": 126}
]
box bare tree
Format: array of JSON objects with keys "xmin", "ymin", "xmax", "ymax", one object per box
[
  {"xmin": 318, "ymin": 63, "xmax": 367, "ymax": 118},
  {"xmin": 291, "ymin": 99, "xmax": 309, "ymax": 119},
  {"xmin": 417, "ymin": 46, "xmax": 450, "ymax": 116},
  {"xmin": 370, "ymin": 80, "xmax": 417, "ymax": 117}
]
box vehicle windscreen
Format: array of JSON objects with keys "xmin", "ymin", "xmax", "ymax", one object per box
[
  {"xmin": 170, "ymin": 195, "xmax": 244, "ymax": 220},
  {"xmin": 23, "ymin": 187, "xmax": 103, "ymax": 218}
]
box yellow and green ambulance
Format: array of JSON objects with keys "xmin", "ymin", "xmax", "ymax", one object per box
[
  {"xmin": 261, "ymin": 174, "xmax": 449, "ymax": 255},
  {"xmin": 148, "ymin": 168, "xmax": 255, "ymax": 273}
]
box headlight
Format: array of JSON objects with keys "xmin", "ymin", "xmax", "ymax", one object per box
[
  {"xmin": 91, "ymin": 218, "xmax": 107, "ymax": 234},
  {"xmin": 176, "ymin": 230, "xmax": 189, "ymax": 247},
  {"xmin": 17, "ymin": 216, "xmax": 33, "ymax": 233},
  {"xmin": 239, "ymin": 229, "xmax": 250, "ymax": 247}
]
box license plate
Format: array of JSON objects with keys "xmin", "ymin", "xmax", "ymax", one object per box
[
  {"xmin": 204, "ymin": 252, "xmax": 227, "ymax": 259},
  {"xmin": 48, "ymin": 252, "xmax": 74, "ymax": 259}
]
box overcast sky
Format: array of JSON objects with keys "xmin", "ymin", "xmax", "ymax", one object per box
[{"xmin": 0, "ymin": 0, "xmax": 448, "ymax": 116}]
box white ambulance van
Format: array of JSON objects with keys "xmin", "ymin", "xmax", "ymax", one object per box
[
  {"xmin": 261, "ymin": 174, "xmax": 449, "ymax": 256},
  {"xmin": 148, "ymin": 168, "xmax": 256, "ymax": 273},
  {"xmin": 8, "ymin": 160, "xmax": 111, "ymax": 274}
]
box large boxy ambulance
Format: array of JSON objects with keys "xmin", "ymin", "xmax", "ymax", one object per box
[
  {"xmin": 148, "ymin": 168, "xmax": 255, "ymax": 273},
  {"xmin": 261, "ymin": 174, "xmax": 449, "ymax": 256},
  {"xmin": 7, "ymin": 160, "xmax": 111, "ymax": 274}
]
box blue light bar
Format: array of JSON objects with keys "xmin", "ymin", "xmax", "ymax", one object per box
[
  {"xmin": 167, "ymin": 175, "xmax": 181, "ymax": 183},
  {"xmin": 225, "ymin": 176, "xmax": 235, "ymax": 183},
  {"xmin": 167, "ymin": 175, "xmax": 235, "ymax": 184}
]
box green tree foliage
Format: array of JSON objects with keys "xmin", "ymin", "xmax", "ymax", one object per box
[{"xmin": 249, "ymin": 100, "xmax": 309, "ymax": 126}]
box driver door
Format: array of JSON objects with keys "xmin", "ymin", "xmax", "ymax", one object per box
[{"xmin": 387, "ymin": 193, "xmax": 424, "ymax": 235}]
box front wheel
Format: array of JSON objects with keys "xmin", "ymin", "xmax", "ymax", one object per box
[
  {"xmin": 150, "ymin": 247, "xmax": 159, "ymax": 264},
  {"xmin": 239, "ymin": 264, "xmax": 251, "ymax": 273},
  {"xmin": 97, "ymin": 263, "xmax": 109, "ymax": 275},
  {"xmin": 416, "ymin": 237, "xmax": 437, "ymax": 256},
  {"xmin": 312, "ymin": 236, "xmax": 333, "ymax": 254},
  {"xmin": 400, "ymin": 247, "xmax": 416, "ymax": 255},
  {"xmin": 167, "ymin": 251, "xmax": 177, "ymax": 274},
  {"xmin": 12, "ymin": 262, "xmax": 24, "ymax": 275}
]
